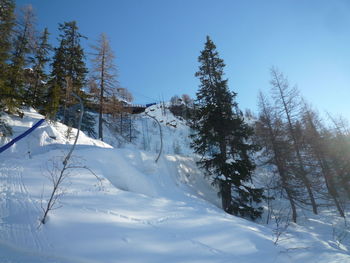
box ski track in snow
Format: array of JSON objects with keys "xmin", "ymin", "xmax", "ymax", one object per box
[
  {"xmin": 80, "ymin": 203, "xmax": 231, "ymax": 257},
  {"xmin": 0, "ymin": 160, "xmax": 50, "ymax": 254}
]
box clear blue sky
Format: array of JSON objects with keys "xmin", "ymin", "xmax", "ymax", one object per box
[{"xmin": 16, "ymin": 0, "xmax": 350, "ymax": 118}]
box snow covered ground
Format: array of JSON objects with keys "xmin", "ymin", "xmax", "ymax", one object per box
[{"xmin": 0, "ymin": 107, "xmax": 349, "ymax": 262}]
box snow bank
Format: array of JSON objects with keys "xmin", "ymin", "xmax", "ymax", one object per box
[
  {"xmin": 0, "ymin": 108, "xmax": 349, "ymax": 262},
  {"xmin": 0, "ymin": 107, "xmax": 111, "ymax": 158}
]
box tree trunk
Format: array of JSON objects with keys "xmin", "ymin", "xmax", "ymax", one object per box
[
  {"xmin": 129, "ymin": 115, "xmax": 132, "ymax": 142},
  {"xmin": 283, "ymin": 179, "xmax": 297, "ymax": 223},
  {"xmin": 120, "ymin": 112, "xmax": 123, "ymax": 135},
  {"xmin": 98, "ymin": 51, "xmax": 105, "ymax": 141},
  {"xmin": 315, "ymin": 151, "xmax": 344, "ymax": 217},
  {"xmin": 221, "ymin": 182, "xmax": 232, "ymax": 213}
]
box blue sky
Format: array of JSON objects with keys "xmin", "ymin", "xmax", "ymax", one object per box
[{"xmin": 16, "ymin": 0, "xmax": 350, "ymax": 118}]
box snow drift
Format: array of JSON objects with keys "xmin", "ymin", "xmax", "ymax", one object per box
[{"xmin": 0, "ymin": 107, "xmax": 349, "ymax": 262}]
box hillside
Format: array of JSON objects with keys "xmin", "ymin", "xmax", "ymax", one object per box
[{"xmin": 0, "ymin": 107, "xmax": 349, "ymax": 263}]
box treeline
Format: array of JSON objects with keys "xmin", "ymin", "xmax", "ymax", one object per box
[
  {"xmin": 172, "ymin": 37, "xmax": 349, "ymax": 223},
  {"xmin": 2, "ymin": 1, "xmax": 348, "ymax": 223},
  {"xmin": 0, "ymin": 0, "xmax": 133, "ymax": 140},
  {"xmin": 254, "ymin": 68, "xmax": 349, "ymax": 222}
]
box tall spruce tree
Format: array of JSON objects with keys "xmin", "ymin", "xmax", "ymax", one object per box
[
  {"xmin": 0, "ymin": 0, "xmax": 15, "ymax": 67},
  {"xmin": 7, "ymin": 4, "xmax": 36, "ymax": 111},
  {"xmin": 0, "ymin": 0, "xmax": 15, "ymax": 111},
  {"xmin": 49, "ymin": 21, "xmax": 88, "ymax": 122},
  {"xmin": 48, "ymin": 21, "xmax": 95, "ymax": 136},
  {"xmin": 191, "ymin": 36, "xmax": 263, "ymax": 220},
  {"xmin": 45, "ymin": 40, "xmax": 64, "ymax": 119},
  {"xmin": 27, "ymin": 27, "xmax": 51, "ymax": 109}
]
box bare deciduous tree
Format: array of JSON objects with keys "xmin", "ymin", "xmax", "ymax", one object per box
[
  {"xmin": 270, "ymin": 68, "xmax": 318, "ymax": 215},
  {"xmin": 326, "ymin": 113, "xmax": 350, "ymax": 200},
  {"xmin": 256, "ymin": 91, "xmax": 298, "ymax": 222},
  {"xmin": 90, "ymin": 33, "xmax": 118, "ymax": 141},
  {"xmin": 301, "ymin": 103, "xmax": 344, "ymax": 217},
  {"xmin": 41, "ymin": 92, "xmax": 83, "ymax": 224}
]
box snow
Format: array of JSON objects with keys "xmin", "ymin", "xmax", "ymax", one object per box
[
  {"xmin": 102, "ymin": 103, "xmax": 193, "ymax": 156},
  {"xmin": 0, "ymin": 107, "xmax": 349, "ymax": 262}
]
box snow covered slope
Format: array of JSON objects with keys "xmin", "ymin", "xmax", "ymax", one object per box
[
  {"xmin": 102, "ymin": 103, "xmax": 193, "ymax": 156},
  {"xmin": 0, "ymin": 108, "xmax": 349, "ymax": 262}
]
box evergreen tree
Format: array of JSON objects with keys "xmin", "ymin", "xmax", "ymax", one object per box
[
  {"xmin": 191, "ymin": 36, "xmax": 263, "ymax": 220},
  {"xmin": 27, "ymin": 27, "xmax": 51, "ymax": 109},
  {"xmin": 0, "ymin": 0, "xmax": 15, "ymax": 111},
  {"xmin": 48, "ymin": 21, "xmax": 95, "ymax": 136},
  {"xmin": 45, "ymin": 44, "xmax": 64, "ymax": 118},
  {"xmin": 49, "ymin": 21, "xmax": 88, "ymax": 122},
  {"xmin": 7, "ymin": 4, "xmax": 36, "ymax": 111},
  {"xmin": 0, "ymin": 0, "xmax": 15, "ymax": 66},
  {"xmin": 45, "ymin": 81, "xmax": 60, "ymax": 120}
]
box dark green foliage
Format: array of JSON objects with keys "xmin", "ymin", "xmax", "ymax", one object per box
[
  {"xmin": 0, "ymin": 0, "xmax": 15, "ymax": 65},
  {"xmin": 49, "ymin": 44, "xmax": 65, "ymax": 93},
  {"xmin": 27, "ymin": 27, "xmax": 51, "ymax": 109},
  {"xmin": 51, "ymin": 21, "xmax": 87, "ymax": 96},
  {"xmin": 0, "ymin": 0, "xmax": 16, "ymax": 111},
  {"xmin": 45, "ymin": 81, "xmax": 60, "ymax": 120},
  {"xmin": 48, "ymin": 21, "xmax": 88, "ymax": 120},
  {"xmin": 47, "ymin": 21, "xmax": 95, "ymax": 134},
  {"xmin": 191, "ymin": 36, "xmax": 263, "ymax": 220},
  {"xmin": 7, "ymin": 5, "xmax": 36, "ymax": 111}
]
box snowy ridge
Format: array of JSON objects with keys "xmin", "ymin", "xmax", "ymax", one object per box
[
  {"xmin": 0, "ymin": 108, "xmax": 111, "ymax": 158},
  {"xmin": 0, "ymin": 108, "xmax": 349, "ymax": 262}
]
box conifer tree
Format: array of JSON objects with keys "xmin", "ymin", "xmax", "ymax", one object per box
[
  {"xmin": 7, "ymin": 4, "xmax": 36, "ymax": 111},
  {"xmin": 48, "ymin": 21, "xmax": 95, "ymax": 136},
  {"xmin": 191, "ymin": 36, "xmax": 263, "ymax": 219},
  {"xmin": 0, "ymin": 0, "xmax": 15, "ymax": 110},
  {"xmin": 45, "ymin": 81, "xmax": 60, "ymax": 120},
  {"xmin": 49, "ymin": 21, "xmax": 88, "ymax": 122},
  {"xmin": 45, "ymin": 44, "xmax": 64, "ymax": 119},
  {"xmin": 27, "ymin": 27, "xmax": 51, "ymax": 109},
  {"xmin": 0, "ymin": 0, "xmax": 15, "ymax": 65}
]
